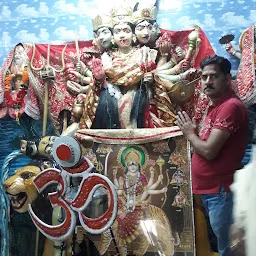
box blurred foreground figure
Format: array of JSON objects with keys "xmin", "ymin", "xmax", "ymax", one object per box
[{"xmin": 231, "ymin": 145, "xmax": 256, "ymax": 256}]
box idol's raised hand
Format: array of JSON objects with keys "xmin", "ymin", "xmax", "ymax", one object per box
[
  {"xmin": 159, "ymin": 41, "xmax": 171, "ymax": 56},
  {"xmin": 92, "ymin": 57, "xmax": 105, "ymax": 81}
]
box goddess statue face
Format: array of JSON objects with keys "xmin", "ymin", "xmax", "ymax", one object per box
[
  {"xmin": 135, "ymin": 20, "xmax": 153, "ymax": 45},
  {"xmin": 113, "ymin": 22, "xmax": 133, "ymax": 50},
  {"xmin": 149, "ymin": 21, "xmax": 160, "ymax": 43},
  {"xmin": 13, "ymin": 44, "xmax": 26, "ymax": 66},
  {"xmin": 96, "ymin": 27, "xmax": 113, "ymax": 49}
]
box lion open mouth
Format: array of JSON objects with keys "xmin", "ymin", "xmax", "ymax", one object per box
[{"xmin": 7, "ymin": 192, "xmax": 27, "ymax": 210}]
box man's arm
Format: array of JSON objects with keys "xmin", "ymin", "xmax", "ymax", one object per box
[
  {"xmin": 176, "ymin": 111, "xmax": 230, "ymax": 160},
  {"xmin": 186, "ymin": 128, "xmax": 230, "ymax": 160}
]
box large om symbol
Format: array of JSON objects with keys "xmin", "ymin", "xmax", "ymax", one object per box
[{"xmin": 28, "ymin": 157, "xmax": 118, "ymax": 241}]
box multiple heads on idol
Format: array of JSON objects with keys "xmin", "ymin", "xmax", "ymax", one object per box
[{"xmin": 92, "ymin": 5, "xmax": 160, "ymax": 52}]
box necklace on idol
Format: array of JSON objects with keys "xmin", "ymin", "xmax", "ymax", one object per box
[{"xmin": 125, "ymin": 172, "xmax": 140, "ymax": 212}]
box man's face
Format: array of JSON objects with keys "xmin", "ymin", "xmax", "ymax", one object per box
[
  {"xmin": 135, "ymin": 20, "xmax": 153, "ymax": 44},
  {"xmin": 113, "ymin": 23, "xmax": 133, "ymax": 49},
  {"xmin": 96, "ymin": 27, "xmax": 113, "ymax": 49},
  {"xmin": 201, "ymin": 64, "xmax": 230, "ymax": 99}
]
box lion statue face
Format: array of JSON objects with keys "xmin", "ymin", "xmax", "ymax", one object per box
[{"xmin": 2, "ymin": 165, "xmax": 40, "ymax": 213}]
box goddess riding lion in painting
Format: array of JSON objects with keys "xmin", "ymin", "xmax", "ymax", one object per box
[{"xmin": 98, "ymin": 146, "xmax": 175, "ymax": 256}]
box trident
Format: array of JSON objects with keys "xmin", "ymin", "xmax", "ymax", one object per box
[{"xmin": 31, "ymin": 43, "xmax": 67, "ymax": 136}]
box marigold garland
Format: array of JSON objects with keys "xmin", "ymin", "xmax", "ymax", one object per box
[
  {"xmin": 22, "ymin": 66, "xmax": 29, "ymax": 85},
  {"xmin": 4, "ymin": 73, "xmax": 13, "ymax": 91},
  {"xmin": 4, "ymin": 66, "xmax": 29, "ymax": 92}
]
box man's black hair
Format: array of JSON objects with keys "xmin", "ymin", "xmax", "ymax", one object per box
[{"xmin": 200, "ymin": 55, "xmax": 231, "ymax": 75}]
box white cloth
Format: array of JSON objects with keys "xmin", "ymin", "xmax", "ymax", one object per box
[{"xmin": 231, "ymin": 145, "xmax": 256, "ymax": 256}]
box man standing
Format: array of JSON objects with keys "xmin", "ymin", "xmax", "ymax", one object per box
[{"xmin": 176, "ymin": 55, "xmax": 249, "ymax": 256}]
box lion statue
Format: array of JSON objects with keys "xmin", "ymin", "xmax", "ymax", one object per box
[
  {"xmin": 3, "ymin": 165, "xmax": 40, "ymax": 213},
  {"xmin": 2, "ymin": 165, "xmax": 56, "ymax": 256}
]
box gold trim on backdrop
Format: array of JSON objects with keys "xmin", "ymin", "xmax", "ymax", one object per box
[{"xmin": 75, "ymin": 127, "xmax": 183, "ymax": 144}]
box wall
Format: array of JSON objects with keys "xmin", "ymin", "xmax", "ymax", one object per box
[{"xmin": 0, "ymin": 0, "xmax": 255, "ymax": 72}]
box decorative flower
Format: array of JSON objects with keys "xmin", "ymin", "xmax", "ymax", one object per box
[{"xmin": 168, "ymin": 152, "xmax": 186, "ymax": 166}]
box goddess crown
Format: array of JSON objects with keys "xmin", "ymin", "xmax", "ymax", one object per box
[
  {"xmin": 92, "ymin": 14, "xmax": 113, "ymax": 32},
  {"xmin": 110, "ymin": 4, "xmax": 133, "ymax": 25}
]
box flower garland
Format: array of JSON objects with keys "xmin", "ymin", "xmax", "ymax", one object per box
[
  {"xmin": 4, "ymin": 66, "xmax": 29, "ymax": 92},
  {"xmin": 3, "ymin": 66, "xmax": 28, "ymax": 120},
  {"xmin": 4, "ymin": 88, "xmax": 26, "ymax": 108},
  {"xmin": 22, "ymin": 66, "xmax": 29, "ymax": 85},
  {"xmin": 4, "ymin": 73, "xmax": 13, "ymax": 91}
]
